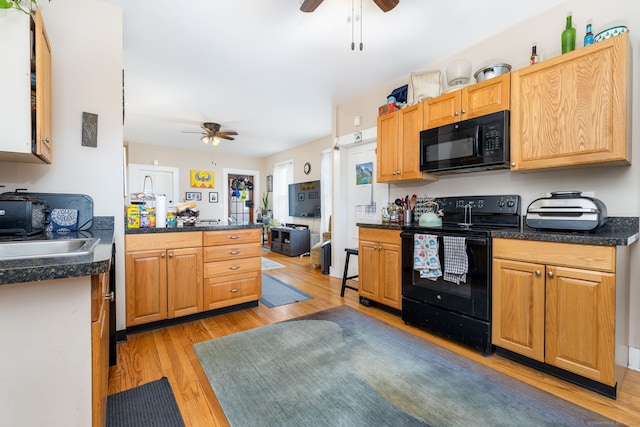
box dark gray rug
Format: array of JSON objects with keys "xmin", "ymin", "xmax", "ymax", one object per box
[
  {"xmin": 107, "ymin": 377, "xmax": 185, "ymax": 427},
  {"xmin": 260, "ymin": 273, "xmax": 312, "ymax": 307},
  {"xmin": 194, "ymin": 306, "xmax": 622, "ymax": 427}
]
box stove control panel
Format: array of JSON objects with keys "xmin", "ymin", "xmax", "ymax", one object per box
[{"xmin": 436, "ymin": 195, "xmax": 520, "ymax": 215}]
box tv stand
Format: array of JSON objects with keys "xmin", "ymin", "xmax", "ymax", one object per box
[{"xmin": 270, "ymin": 227, "xmax": 310, "ymax": 257}]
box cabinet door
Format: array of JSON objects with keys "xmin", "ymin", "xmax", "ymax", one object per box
[
  {"xmin": 424, "ymin": 91, "xmax": 461, "ymax": 129},
  {"xmin": 463, "ymin": 73, "xmax": 510, "ymax": 120},
  {"xmin": 358, "ymin": 240, "xmax": 379, "ymax": 300},
  {"xmin": 492, "ymin": 258, "xmax": 545, "ymax": 362},
  {"xmin": 545, "ymin": 266, "xmax": 616, "ymax": 385},
  {"xmin": 397, "ymin": 103, "xmax": 424, "ymax": 181},
  {"xmin": 378, "ymin": 242, "xmax": 401, "ymax": 309},
  {"xmin": 125, "ymin": 250, "xmax": 167, "ymax": 326},
  {"xmin": 34, "ymin": 10, "xmax": 52, "ymax": 163},
  {"xmin": 91, "ymin": 273, "xmax": 109, "ymax": 427},
  {"xmin": 167, "ymin": 247, "xmax": 203, "ymax": 319},
  {"xmin": 376, "ymin": 112, "xmax": 399, "ymax": 182},
  {"xmin": 510, "ymin": 33, "xmax": 629, "ymax": 171}
]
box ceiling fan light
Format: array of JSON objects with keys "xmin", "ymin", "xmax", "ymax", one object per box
[
  {"xmin": 201, "ymin": 135, "xmax": 210, "ymax": 144},
  {"xmin": 212, "ymin": 136, "xmax": 221, "ymax": 146}
]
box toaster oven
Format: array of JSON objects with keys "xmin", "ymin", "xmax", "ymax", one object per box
[{"xmin": 0, "ymin": 196, "xmax": 48, "ymax": 237}]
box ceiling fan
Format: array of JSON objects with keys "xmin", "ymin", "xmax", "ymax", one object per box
[
  {"xmin": 185, "ymin": 122, "xmax": 238, "ymax": 146},
  {"xmin": 300, "ymin": 0, "xmax": 399, "ymax": 13}
]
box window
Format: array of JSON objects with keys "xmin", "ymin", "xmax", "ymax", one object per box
[{"xmin": 272, "ymin": 160, "xmax": 293, "ymax": 224}]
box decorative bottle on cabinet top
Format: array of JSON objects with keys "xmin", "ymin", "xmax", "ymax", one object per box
[
  {"xmin": 584, "ymin": 23, "xmax": 594, "ymax": 46},
  {"xmin": 562, "ymin": 14, "xmax": 576, "ymax": 53},
  {"xmin": 530, "ymin": 45, "xmax": 540, "ymax": 65}
]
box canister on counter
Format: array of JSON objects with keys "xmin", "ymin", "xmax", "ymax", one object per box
[
  {"xmin": 127, "ymin": 205, "xmax": 140, "ymax": 228},
  {"xmin": 148, "ymin": 207, "xmax": 156, "ymax": 228},
  {"xmin": 140, "ymin": 210, "xmax": 150, "ymax": 228},
  {"xmin": 167, "ymin": 207, "xmax": 177, "ymax": 228}
]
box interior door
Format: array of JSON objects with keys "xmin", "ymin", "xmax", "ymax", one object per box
[
  {"xmin": 128, "ymin": 164, "xmax": 179, "ymax": 205},
  {"xmin": 228, "ymin": 174, "xmax": 255, "ymax": 224}
]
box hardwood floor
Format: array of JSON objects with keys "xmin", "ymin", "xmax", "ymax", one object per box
[{"xmin": 108, "ymin": 251, "xmax": 640, "ymax": 426}]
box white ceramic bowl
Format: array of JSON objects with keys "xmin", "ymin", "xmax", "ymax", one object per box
[{"xmin": 595, "ymin": 26, "xmax": 628, "ymax": 43}]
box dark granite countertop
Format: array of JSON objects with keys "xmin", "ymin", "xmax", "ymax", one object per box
[
  {"xmin": 125, "ymin": 222, "xmax": 262, "ymax": 234},
  {"xmin": 357, "ymin": 217, "xmax": 639, "ymax": 247},
  {"xmin": 0, "ymin": 216, "xmax": 115, "ymax": 286}
]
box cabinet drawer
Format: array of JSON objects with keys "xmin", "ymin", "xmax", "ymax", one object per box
[
  {"xmin": 125, "ymin": 232, "xmax": 202, "ymax": 251},
  {"xmin": 204, "ymin": 256, "xmax": 261, "ymax": 278},
  {"xmin": 203, "ymin": 243, "xmax": 261, "ymax": 262},
  {"xmin": 359, "ymin": 228, "xmax": 401, "ymax": 245},
  {"xmin": 203, "ymin": 271, "xmax": 261, "ymax": 310},
  {"xmin": 493, "ymin": 238, "xmax": 615, "ymax": 273},
  {"xmin": 203, "ymin": 228, "xmax": 261, "ymax": 246}
]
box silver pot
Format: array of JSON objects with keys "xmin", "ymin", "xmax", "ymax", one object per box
[{"xmin": 474, "ymin": 63, "xmax": 511, "ymax": 82}]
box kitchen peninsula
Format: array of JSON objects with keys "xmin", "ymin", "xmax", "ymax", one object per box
[
  {"xmin": 0, "ymin": 217, "xmax": 115, "ymax": 426},
  {"xmin": 124, "ymin": 222, "xmax": 262, "ymax": 331}
]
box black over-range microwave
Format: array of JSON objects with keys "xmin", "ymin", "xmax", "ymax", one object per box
[{"xmin": 420, "ymin": 110, "xmax": 510, "ymax": 174}]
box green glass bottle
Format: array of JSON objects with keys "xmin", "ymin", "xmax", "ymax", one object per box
[{"xmin": 562, "ymin": 14, "xmax": 576, "ymax": 54}]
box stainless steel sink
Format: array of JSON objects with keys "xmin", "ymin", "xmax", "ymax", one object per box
[{"xmin": 0, "ymin": 238, "xmax": 99, "ymax": 261}]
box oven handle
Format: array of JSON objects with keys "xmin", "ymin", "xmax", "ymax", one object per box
[{"xmin": 401, "ymin": 233, "xmax": 488, "ymax": 246}]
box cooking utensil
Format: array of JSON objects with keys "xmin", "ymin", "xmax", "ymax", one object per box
[
  {"xmin": 394, "ymin": 198, "xmax": 403, "ymax": 207},
  {"xmin": 474, "ymin": 63, "xmax": 511, "ymax": 82},
  {"xmin": 410, "ymin": 195, "xmax": 417, "ymax": 210}
]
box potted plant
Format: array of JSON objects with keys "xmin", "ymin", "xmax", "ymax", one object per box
[
  {"xmin": 0, "ymin": 0, "xmax": 37, "ymax": 14},
  {"xmin": 257, "ymin": 192, "xmax": 270, "ymax": 222}
]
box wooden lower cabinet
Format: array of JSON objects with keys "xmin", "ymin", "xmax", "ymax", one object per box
[
  {"xmin": 91, "ymin": 271, "xmax": 110, "ymax": 427},
  {"xmin": 358, "ymin": 228, "xmax": 401, "ymax": 310},
  {"xmin": 203, "ymin": 228, "xmax": 262, "ymax": 310},
  {"xmin": 125, "ymin": 232, "xmax": 203, "ymax": 327},
  {"xmin": 492, "ymin": 238, "xmax": 622, "ymax": 390}
]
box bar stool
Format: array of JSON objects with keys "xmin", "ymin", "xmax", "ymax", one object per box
[{"xmin": 341, "ymin": 248, "xmax": 359, "ymax": 297}]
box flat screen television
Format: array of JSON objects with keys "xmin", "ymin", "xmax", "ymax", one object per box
[{"xmin": 288, "ymin": 180, "xmax": 321, "ymax": 217}]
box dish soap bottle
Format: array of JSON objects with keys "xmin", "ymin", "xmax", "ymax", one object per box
[
  {"xmin": 562, "ymin": 14, "xmax": 576, "ymax": 53},
  {"xmin": 584, "ymin": 23, "xmax": 594, "ymax": 46}
]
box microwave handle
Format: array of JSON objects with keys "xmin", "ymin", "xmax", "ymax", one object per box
[{"xmin": 474, "ymin": 125, "xmax": 481, "ymax": 157}]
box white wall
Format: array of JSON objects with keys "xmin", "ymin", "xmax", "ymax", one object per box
[
  {"xmin": 0, "ymin": 0, "xmax": 125, "ymax": 326},
  {"xmin": 333, "ymin": 0, "xmax": 640, "ymax": 363}
]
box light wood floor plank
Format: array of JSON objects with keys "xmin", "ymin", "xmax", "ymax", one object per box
[{"xmin": 108, "ymin": 251, "xmax": 640, "ymax": 426}]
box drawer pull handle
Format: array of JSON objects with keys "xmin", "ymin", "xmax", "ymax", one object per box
[
  {"xmin": 228, "ymin": 288, "xmax": 240, "ymax": 293},
  {"xmin": 229, "ymin": 266, "xmax": 241, "ymax": 270},
  {"xmin": 229, "ymin": 236, "xmax": 241, "ymax": 239},
  {"xmin": 229, "ymin": 251, "xmax": 241, "ymax": 255}
]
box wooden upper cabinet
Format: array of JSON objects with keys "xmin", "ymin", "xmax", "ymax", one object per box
[
  {"xmin": 510, "ymin": 32, "xmax": 630, "ymax": 171},
  {"xmin": 34, "ymin": 10, "xmax": 52, "ymax": 163},
  {"xmin": 377, "ymin": 103, "xmax": 437, "ymax": 183},
  {"xmin": 423, "ymin": 73, "xmax": 510, "ymax": 129}
]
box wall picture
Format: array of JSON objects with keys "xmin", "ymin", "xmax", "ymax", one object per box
[
  {"xmin": 209, "ymin": 192, "xmax": 218, "ymax": 203},
  {"xmin": 190, "ymin": 170, "xmax": 214, "ymax": 188},
  {"xmin": 186, "ymin": 192, "xmax": 202, "ymax": 201}
]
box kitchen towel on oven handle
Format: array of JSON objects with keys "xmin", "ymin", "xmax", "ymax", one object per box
[
  {"xmin": 413, "ymin": 234, "xmax": 442, "ymax": 280},
  {"xmin": 443, "ymin": 236, "xmax": 468, "ymax": 284}
]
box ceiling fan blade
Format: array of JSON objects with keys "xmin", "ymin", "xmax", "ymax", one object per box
[
  {"xmin": 372, "ymin": 0, "xmax": 399, "ymax": 12},
  {"xmin": 218, "ymin": 131, "xmax": 238, "ymax": 136},
  {"xmin": 182, "ymin": 131, "xmax": 206, "ymax": 134},
  {"xmin": 219, "ymin": 135, "xmax": 235, "ymax": 141},
  {"xmin": 300, "ymin": 0, "xmax": 323, "ymax": 12}
]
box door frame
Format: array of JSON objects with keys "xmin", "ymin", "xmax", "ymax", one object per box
[{"xmin": 223, "ymin": 168, "xmax": 261, "ymax": 223}]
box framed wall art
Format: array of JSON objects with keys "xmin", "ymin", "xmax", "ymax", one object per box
[
  {"xmin": 185, "ymin": 192, "xmax": 202, "ymax": 201},
  {"xmin": 209, "ymin": 192, "xmax": 219, "ymax": 203}
]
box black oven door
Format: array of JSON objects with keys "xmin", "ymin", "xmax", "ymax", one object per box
[
  {"xmin": 401, "ymin": 230, "xmax": 490, "ymax": 321},
  {"xmin": 420, "ymin": 119, "xmax": 480, "ymax": 173}
]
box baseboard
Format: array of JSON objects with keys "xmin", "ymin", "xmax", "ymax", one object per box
[{"xmin": 629, "ymin": 346, "xmax": 640, "ymax": 371}]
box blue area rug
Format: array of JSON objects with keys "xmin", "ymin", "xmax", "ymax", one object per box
[
  {"xmin": 193, "ymin": 306, "xmax": 622, "ymax": 427},
  {"xmin": 260, "ymin": 273, "xmax": 312, "ymax": 308},
  {"xmin": 261, "ymin": 257, "xmax": 284, "ymax": 271}
]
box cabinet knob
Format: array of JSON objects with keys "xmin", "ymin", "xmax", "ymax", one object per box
[
  {"xmin": 461, "ymin": 109, "xmax": 466, "ymax": 114},
  {"xmin": 103, "ymin": 291, "xmax": 114, "ymax": 302},
  {"xmin": 161, "ymin": 253, "xmax": 166, "ymax": 258},
  {"xmin": 454, "ymin": 111, "xmax": 459, "ymax": 116},
  {"xmin": 535, "ymin": 270, "xmax": 541, "ymax": 276},
  {"xmin": 511, "ymin": 162, "xmax": 516, "ymax": 167},
  {"xmin": 548, "ymin": 271, "xmax": 554, "ymax": 278},
  {"xmin": 168, "ymin": 253, "xmax": 174, "ymax": 258}
]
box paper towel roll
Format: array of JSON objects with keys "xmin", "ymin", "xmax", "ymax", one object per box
[{"xmin": 156, "ymin": 195, "xmax": 167, "ymax": 228}]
